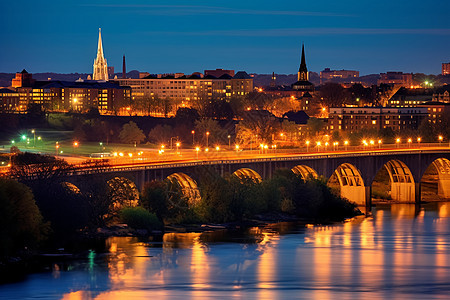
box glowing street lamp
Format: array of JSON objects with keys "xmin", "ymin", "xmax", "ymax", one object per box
[
  {"xmin": 417, "ymin": 137, "xmax": 421, "ymax": 148},
  {"xmin": 344, "ymin": 140, "xmax": 349, "ymax": 151},
  {"xmin": 370, "ymin": 140, "xmax": 375, "ymax": 147},
  {"xmin": 195, "ymin": 147, "xmax": 200, "ymax": 159},
  {"xmin": 73, "ymin": 141, "xmax": 79, "ymax": 153},
  {"xmin": 316, "ymin": 141, "xmax": 321, "ymax": 152},
  {"xmin": 176, "ymin": 142, "xmax": 180, "ymax": 153},
  {"xmin": 206, "ymin": 131, "xmax": 210, "ymax": 148},
  {"xmin": 438, "ymin": 135, "xmax": 443, "ymax": 145},
  {"xmin": 325, "ymin": 142, "xmax": 329, "ymax": 151},
  {"xmin": 235, "ymin": 144, "xmax": 240, "ymax": 154},
  {"xmin": 215, "ymin": 146, "xmax": 220, "ymax": 151},
  {"xmin": 31, "ymin": 129, "xmax": 36, "ymax": 147},
  {"xmin": 191, "ymin": 130, "xmax": 195, "ymax": 145},
  {"xmin": 396, "ymin": 138, "xmax": 401, "ymax": 148},
  {"xmin": 407, "ymin": 138, "xmax": 412, "ymax": 148},
  {"xmin": 55, "ymin": 142, "xmax": 60, "ymax": 156},
  {"xmin": 306, "ymin": 140, "xmax": 310, "ymax": 152},
  {"xmin": 228, "ymin": 135, "xmax": 231, "ymax": 149},
  {"xmin": 378, "ymin": 139, "xmax": 382, "ymax": 149}
]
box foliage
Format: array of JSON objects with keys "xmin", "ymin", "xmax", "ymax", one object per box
[
  {"xmin": 319, "ymin": 82, "xmax": 348, "ymax": 108},
  {"xmin": 236, "ymin": 110, "xmax": 279, "ymax": 145},
  {"xmin": 194, "ymin": 118, "xmax": 228, "ymax": 145},
  {"xmin": 107, "ymin": 177, "xmax": 140, "ymax": 217},
  {"xmin": 306, "ymin": 117, "xmax": 325, "ymax": 136},
  {"xmin": 119, "ymin": 121, "xmax": 146, "ymax": 144},
  {"xmin": 119, "ymin": 207, "xmax": 162, "ymax": 231},
  {"xmin": 0, "ymin": 179, "xmax": 48, "ymax": 256},
  {"xmin": 148, "ymin": 124, "xmax": 173, "ymax": 145},
  {"xmin": 11, "ymin": 152, "xmax": 72, "ymax": 183}
]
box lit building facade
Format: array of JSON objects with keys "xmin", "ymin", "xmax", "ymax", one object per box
[
  {"xmin": 442, "ymin": 63, "xmax": 450, "ymax": 76},
  {"xmin": 320, "ymin": 68, "xmax": 359, "ymax": 84},
  {"xmin": 432, "ymin": 85, "xmax": 450, "ymax": 103},
  {"xmin": 14, "ymin": 81, "xmax": 131, "ymax": 114},
  {"xmin": 328, "ymin": 107, "xmax": 428, "ymax": 133},
  {"xmin": 111, "ymin": 71, "xmax": 253, "ymax": 107},
  {"xmin": 419, "ymin": 102, "xmax": 450, "ymax": 125},
  {"xmin": 0, "ymin": 88, "xmax": 20, "ymax": 112},
  {"xmin": 378, "ymin": 72, "xmax": 414, "ymax": 88}
]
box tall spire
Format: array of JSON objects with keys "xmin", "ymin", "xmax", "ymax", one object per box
[
  {"xmin": 93, "ymin": 28, "xmax": 108, "ymax": 81},
  {"xmin": 122, "ymin": 54, "xmax": 126, "ymax": 79},
  {"xmin": 298, "ymin": 44, "xmax": 308, "ymax": 81}
]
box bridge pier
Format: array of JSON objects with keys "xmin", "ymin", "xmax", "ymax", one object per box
[
  {"xmin": 438, "ymin": 176, "xmax": 450, "ymax": 198},
  {"xmin": 390, "ymin": 182, "xmax": 416, "ymax": 203},
  {"xmin": 340, "ymin": 185, "xmax": 368, "ymax": 206}
]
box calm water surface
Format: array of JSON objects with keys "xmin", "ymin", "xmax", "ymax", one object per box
[{"xmin": 1, "ymin": 203, "xmax": 450, "ymax": 299}]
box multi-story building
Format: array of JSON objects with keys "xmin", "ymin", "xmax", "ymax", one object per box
[
  {"xmin": 328, "ymin": 107, "xmax": 428, "ymax": 133},
  {"xmin": 320, "ymin": 68, "xmax": 359, "ymax": 84},
  {"xmin": 0, "ymin": 88, "xmax": 20, "ymax": 112},
  {"xmin": 111, "ymin": 71, "xmax": 253, "ymax": 108},
  {"xmin": 419, "ymin": 102, "xmax": 450, "ymax": 125},
  {"xmin": 442, "ymin": 63, "xmax": 450, "ymax": 76},
  {"xmin": 14, "ymin": 80, "xmax": 131, "ymax": 114},
  {"xmin": 387, "ymin": 87, "xmax": 433, "ymax": 107},
  {"xmin": 378, "ymin": 72, "xmax": 414, "ymax": 88},
  {"xmin": 11, "ymin": 69, "xmax": 35, "ymax": 88},
  {"xmin": 432, "ymin": 85, "xmax": 450, "ymax": 103}
]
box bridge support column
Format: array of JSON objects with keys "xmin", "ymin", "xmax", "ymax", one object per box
[
  {"xmin": 365, "ymin": 185, "xmax": 372, "ymax": 208},
  {"xmin": 415, "ymin": 182, "xmax": 421, "ymax": 203},
  {"xmin": 340, "ymin": 186, "xmax": 367, "ymax": 206},
  {"xmin": 438, "ymin": 176, "xmax": 450, "ymax": 198},
  {"xmin": 390, "ymin": 182, "xmax": 416, "ymax": 203}
]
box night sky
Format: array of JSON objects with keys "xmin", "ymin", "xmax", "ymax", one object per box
[{"xmin": 1, "ymin": 0, "xmax": 449, "ymax": 75}]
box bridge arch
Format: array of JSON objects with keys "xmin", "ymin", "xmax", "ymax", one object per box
[
  {"xmin": 328, "ymin": 163, "xmax": 367, "ymax": 206},
  {"xmin": 372, "ymin": 159, "xmax": 416, "ymax": 202},
  {"xmin": 421, "ymin": 158, "xmax": 450, "ymax": 199},
  {"xmin": 166, "ymin": 172, "xmax": 201, "ymax": 205},
  {"xmin": 61, "ymin": 182, "xmax": 81, "ymax": 194},
  {"xmin": 232, "ymin": 168, "xmax": 262, "ymax": 183},
  {"xmin": 291, "ymin": 165, "xmax": 318, "ymax": 181},
  {"xmin": 107, "ymin": 177, "xmax": 140, "ymax": 213}
]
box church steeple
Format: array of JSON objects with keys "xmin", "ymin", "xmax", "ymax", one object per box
[
  {"xmin": 93, "ymin": 28, "xmax": 108, "ymax": 81},
  {"xmin": 298, "ymin": 44, "xmax": 308, "ymax": 81}
]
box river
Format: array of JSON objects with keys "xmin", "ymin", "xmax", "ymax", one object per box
[{"xmin": 1, "ymin": 202, "xmax": 450, "ymax": 299}]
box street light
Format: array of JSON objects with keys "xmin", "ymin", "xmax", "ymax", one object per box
[
  {"xmin": 55, "ymin": 142, "xmax": 60, "ymax": 156},
  {"xmin": 417, "ymin": 137, "xmax": 421, "ymax": 148},
  {"xmin": 228, "ymin": 135, "xmax": 231, "ymax": 149},
  {"xmin": 31, "ymin": 129, "xmax": 36, "ymax": 147},
  {"xmin": 73, "ymin": 141, "xmax": 79, "ymax": 153},
  {"xmin": 407, "ymin": 138, "xmax": 412, "ymax": 148},
  {"xmin": 191, "ymin": 130, "xmax": 195, "ymax": 145},
  {"xmin": 206, "ymin": 131, "xmax": 210, "ymax": 148},
  {"xmin": 344, "ymin": 140, "xmax": 349, "ymax": 151},
  {"xmin": 438, "ymin": 135, "xmax": 443, "ymax": 145},
  {"xmin": 378, "ymin": 139, "xmax": 382, "ymax": 149},
  {"xmin": 306, "ymin": 140, "xmax": 310, "ymax": 152},
  {"xmin": 195, "ymin": 147, "xmax": 200, "ymax": 159},
  {"xmin": 316, "ymin": 141, "xmax": 321, "ymax": 152},
  {"xmin": 396, "ymin": 138, "xmax": 401, "ymax": 148},
  {"xmin": 176, "ymin": 142, "xmax": 180, "ymax": 153}
]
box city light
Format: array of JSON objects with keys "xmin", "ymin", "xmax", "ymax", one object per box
[{"xmin": 215, "ymin": 146, "xmax": 220, "ymax": 151}]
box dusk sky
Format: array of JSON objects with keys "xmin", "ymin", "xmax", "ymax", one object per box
[{"xmin": 1, "ymin": 0, "xmax": 449, "ymax": 76}]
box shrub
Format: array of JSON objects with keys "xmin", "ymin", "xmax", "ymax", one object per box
[
  {"xmin": 0, "ymin": 179, "xmax": 49, "ymax": 256},
  {"xmin": 119, "ymin": 207, "xmax": 162, "ymax": 231}
]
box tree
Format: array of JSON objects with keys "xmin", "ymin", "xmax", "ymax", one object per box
[
  {"xmin": 306, "ymin": 117, "xmax": 325, "ymax": 136},
  {"xmin": 236, "ymin": 110, "xmax": 279, "ymax": 145},
  {"xmin": 148, "ymin": 124, "xmax": 173, "ymax": 145},
  {"xmin": 194, "ymin": 118, "xmax": 228, "ymax": 145},
  {"xmin": 0, "ymin": 179, "xmax": 48, "ymax": 256},
  {"xmin": 319, "ymin": 82, "xmax": 347, "ymax": 108},
  {"xmin": 119, "ymin": 121, "xmax": 145, "ymax": 144}
]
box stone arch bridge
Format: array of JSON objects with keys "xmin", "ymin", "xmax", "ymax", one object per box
[{"xmin": 72, "ymin": 149, "xmax": 450, "ymax": 207}]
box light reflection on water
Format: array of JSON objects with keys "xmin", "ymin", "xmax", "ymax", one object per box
[{"xmin": 1, "ymin": 203, "xmax": 450, "ymax": 299}]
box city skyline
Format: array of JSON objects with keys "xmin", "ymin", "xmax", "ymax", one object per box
[{"xmin": 0, "ymin": 0, "xmax": 449, "ymax": 75}]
